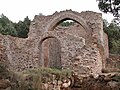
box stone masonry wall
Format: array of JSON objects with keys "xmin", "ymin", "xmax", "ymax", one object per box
[
  {"xmin": 0, "ymin": 34, "xmax": 10, "ymax": 68},
  {"xmin": 105, "ymin": 54, "xmax": 120, "ymax": 72},
  {"xmin": 0, "ymin": 10, "xmax": 108, "ymax": 75}
]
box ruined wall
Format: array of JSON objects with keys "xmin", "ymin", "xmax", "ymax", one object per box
[
  {"xmin": 80, "ymin": 11, "xmax": 109, "ymax": 67},
  {"xmin": 0, "ymin": 35, "xmax": 10, "ymax": 67},
  {"xmin": 105, "ymin": 54, "xmax": 120, "ymax": 72},
  {"xmin": 0, "ymin": 10, "xmax": 108, "ymax": 75},
  {"xmin": 0, "ymin": 35, "xmax": 39, "ymax": 71}
]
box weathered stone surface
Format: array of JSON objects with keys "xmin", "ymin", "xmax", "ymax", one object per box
[
  {"xmin": 0, "ymin": 10, "xmax": 109, "ymax": 75},
  {"xmin": 104, "ymin": 54, "xmax": 120, "ymax": 72},
  {"xmin": 0, "ymin": 35, "xmax": 10, "ymax": 69},
  {"xmin": 0, "ymin": 79, "xmax": 11, "ymax": 89}
]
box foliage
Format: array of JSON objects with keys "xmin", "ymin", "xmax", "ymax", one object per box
[
  {"xmin": 0, "ymin": 14, "xmax": 31, "ymax": 38},
  {"xmin": 103, "ymin": 19, "xmax": 120, "ymax": 54},
  {"xmin": 11, "ymin": 67, "xmax": 72, "ymax": 90},
  {"xmin": 97, "ymin": 0, "xmax": 120, "ymax": 17},
  {"xmin": 14, "ymin": 16, "xmax": 31, "ymax": 38},
  {"xmin": 97, "ymin": 0, "xmax": 120, "ymax": 53},
  {"xmin": 1, "ymin": 67, "xmax": 72, "ymax": 90},
  {"xmin": 97, "ymin": 0, "xmax": 120, "ymax": 24},
  {"xmin": 23, "ymin": 67, "xmax": 72, "ymax": 82},
  {"xmin": 0, "ymin": 14, "xmax": 17, "ymax": 36},
  {"xmin": 60, "ymin": 21, "xmax": 74, "ymax": 27},
  {"xmin": 0, "ymin": 63, "xmax": 9, "ymax": 79}
]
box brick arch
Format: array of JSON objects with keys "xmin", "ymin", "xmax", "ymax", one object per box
[{"xmin": 45, "ymin": 11, "xmax": 91, "ymax": 34}]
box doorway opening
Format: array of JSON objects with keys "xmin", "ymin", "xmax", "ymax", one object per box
[{"xmin": 41, "ymin": 37, "xmax": 61, "ymax": 69}]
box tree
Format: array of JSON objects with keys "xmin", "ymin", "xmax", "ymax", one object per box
[
  {"xmin": 14, "ymin": 16, "xmax": 31, "ymax": 38},
  {"xmin": 0, "ymin": 14, "xmax": 17, "ymax": 36},
  {"xmin": 103, "ymin": 19, "xmax": 120, "ymax": 54},
  {"xmin": 97, "ymin": 0, "xmax": 120, "ymax": 17},
  {"xmin": 97, "ymin": 0, "xmax": 120, "ymax": 24},
  {"xmin": 0, "ymin": 14, "xmax": 31, "ymax": 38},
  {"xmin": 60, "ymin": 20, "xmax": 74, "ymax": 27}
]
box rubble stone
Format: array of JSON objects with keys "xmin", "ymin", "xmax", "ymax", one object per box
[{"xmin": 0, "ymin": 10, "xmax": 110, "ymax": 75}]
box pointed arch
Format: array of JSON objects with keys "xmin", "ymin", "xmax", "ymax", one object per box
[
  {"xmin": 39, "ymin": 36, "xmax": 62, "ymax": 69},
  {"xmin": 45, "ymin": 11, "xmax": 91, "ymax": 34}
]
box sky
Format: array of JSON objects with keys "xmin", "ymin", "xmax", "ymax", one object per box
[{"xmin": 0, "ymin": 0, "xmax": 114, "ymax": 22}]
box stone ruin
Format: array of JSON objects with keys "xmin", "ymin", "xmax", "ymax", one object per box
[{"xmin": 0, "ymin": 10, "xmax": 110, "ymax": 75}]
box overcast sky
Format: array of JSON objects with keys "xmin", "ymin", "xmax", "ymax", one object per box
[{"xmin": 0, "ymin": 0, "xmax": 114, "ymax": 22}]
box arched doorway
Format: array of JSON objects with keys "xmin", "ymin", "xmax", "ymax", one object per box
[{"xmin": 40, "ymin": 37, "xmax": 61, "ymax": 69}]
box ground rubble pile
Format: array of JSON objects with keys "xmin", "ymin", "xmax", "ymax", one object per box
[
  {"xmin": 71, "ymin": 73, "xmax": 120, "ymax": 90},
  {"xmin": 22, "ymin": 72, "xmax": 120, "ymax": 90},
  {"xmin": 0, "ymin": 66, "xmax": 120, "ymax": 90}
]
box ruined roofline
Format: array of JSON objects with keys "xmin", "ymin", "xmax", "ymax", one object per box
[{"xmin": 34, "ymin": 9, "xmax": 102, "ymax": 17}]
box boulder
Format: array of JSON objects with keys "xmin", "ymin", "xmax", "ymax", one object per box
[{"xmin": 0, "ymin": 79, "xmax": 11, "ymax": 89}]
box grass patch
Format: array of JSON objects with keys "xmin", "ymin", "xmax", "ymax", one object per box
[{"xmin": 11, "ymin": 67, "xmax": 72, "ymax": 90}]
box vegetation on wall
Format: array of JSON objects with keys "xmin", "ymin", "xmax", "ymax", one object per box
[{"xmin": 10, "ymin": 67, "xmax": 71, "ymax": 90}]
